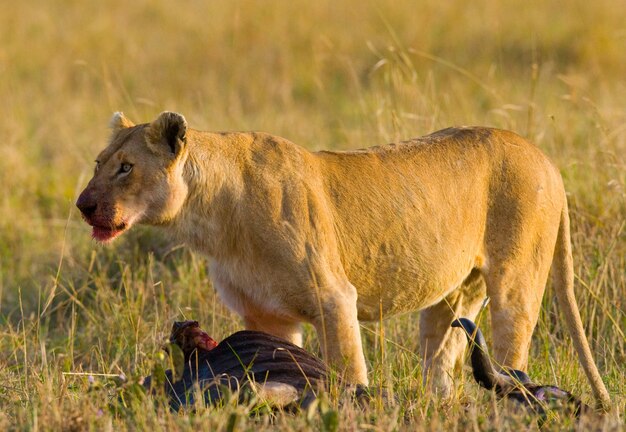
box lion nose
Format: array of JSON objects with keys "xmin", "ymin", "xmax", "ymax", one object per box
[{"xmin": 76, "ymin": 191, "xmax": 97, "ymax": 218}]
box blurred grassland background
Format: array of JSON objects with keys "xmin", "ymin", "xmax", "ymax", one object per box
[{"xmin": 0, "ymin": 0, "xmax": 624, "ymax": 430}]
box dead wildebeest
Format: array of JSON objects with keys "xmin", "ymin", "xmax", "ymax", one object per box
[
  {"xmin": 142, "ymin": 321, "xmax": 328, "ymax": 411},
  {"xmin": 452, "ymin": 317, "xmax": 591, "ymax": 417}
]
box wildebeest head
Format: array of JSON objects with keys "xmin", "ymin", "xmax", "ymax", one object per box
[{"xmin": 452, "ymin": 317, "xmax": 590, "ymax": 417}]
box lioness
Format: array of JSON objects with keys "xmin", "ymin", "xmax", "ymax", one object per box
[{"xmin": 76, "ymin": 111, "xmax": 610, "ymax": 408}]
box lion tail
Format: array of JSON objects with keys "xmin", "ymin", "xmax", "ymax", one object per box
[{"xmin": 552, "ymin": 198, "xmax": 611, "ymax": 410}]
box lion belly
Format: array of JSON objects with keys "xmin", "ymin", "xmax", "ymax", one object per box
[
  {"xmin": 316, "ymin": 133, "xmax": 492, "ymax": 320},
  {"xmin": 346, "ymin": 234, "xmax": 483, "ymax": 321},
  {"xmin": 336, "ymin": 197, "xmax": 487, "ymax": 320}
]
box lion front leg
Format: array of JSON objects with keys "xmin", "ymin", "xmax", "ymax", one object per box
[
  {"xmin": 243, "ymin": 314, "xmax": 303, "ymax": 347},
  {"xmin": 310, "ymin": 280, "xmax": 369, "ymax": 385}
]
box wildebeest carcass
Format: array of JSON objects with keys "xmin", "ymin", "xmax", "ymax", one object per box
[
  {"xmin": 452, "ymin": 317, "xmax": 591, "ymax": 417},
  {"xmin": 142, "ymin": 321, "xmax": 328, "ymax": 411}
]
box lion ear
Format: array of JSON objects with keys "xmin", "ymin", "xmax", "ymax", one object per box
[
  {"xmin": 146, "ymin": 111, "xmax": 187, "ymax": 157},
  {"xmin": 109, "ymin": 112, "xmax": 135, "ymax": 131}
]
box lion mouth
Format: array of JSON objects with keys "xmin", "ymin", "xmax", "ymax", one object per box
[{"xmin": 91, "ymin": 222, "xmax": 128, "ymax": 242}]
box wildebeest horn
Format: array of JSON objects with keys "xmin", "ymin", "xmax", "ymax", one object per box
[
  {"xmin": 451, "ymin": 318, "xmax": 524, "ymax": 392},
  {"xmin": 452, "ymin": 318, "xmax": 590, "ymax": 418}
]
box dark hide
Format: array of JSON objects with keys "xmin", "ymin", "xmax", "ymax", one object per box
[{"xmin": 143, "ymin": 322, "xmax": 328, "ymax": 411}]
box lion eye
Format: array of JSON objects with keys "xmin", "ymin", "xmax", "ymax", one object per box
[{"xmin": 119, "ymin": 163, "xmax": 133, "ymax": 174}]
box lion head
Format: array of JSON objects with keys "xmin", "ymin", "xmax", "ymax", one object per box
[{"xmin": 76, "ymin": 111, "xmax": 189, "ymax": 242}]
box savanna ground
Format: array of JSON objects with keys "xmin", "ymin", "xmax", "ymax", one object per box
[{"xmin": 0, "ymin": 0, "xmax": 624, "ymax": 430}]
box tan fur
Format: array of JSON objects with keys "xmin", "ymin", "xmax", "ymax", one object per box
[{"xmin": 77, "ymin": 112, "xmax": 610, "ymax": 408}]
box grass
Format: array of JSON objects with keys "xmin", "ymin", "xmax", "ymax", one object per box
[{"xmin": 0, "ymin": 0, "xmax": 624, "ymax": 429}]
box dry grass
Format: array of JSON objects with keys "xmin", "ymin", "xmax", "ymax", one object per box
[{"xmin": 0, "ymin": 0, "xmax": 624, "ymax": 430}]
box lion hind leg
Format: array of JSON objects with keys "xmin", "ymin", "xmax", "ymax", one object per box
[
  {"xmin": 483, "ymin": 255, "xmax": 552, "ymax": 371},
  {"xmin": 419, "ymin": 268, "xmax": 487, "ymax": 398}
]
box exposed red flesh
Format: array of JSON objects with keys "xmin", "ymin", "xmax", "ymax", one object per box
[{"xmin": 169, "ymin": 321, "xmax": 218, "ymax": 357}]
